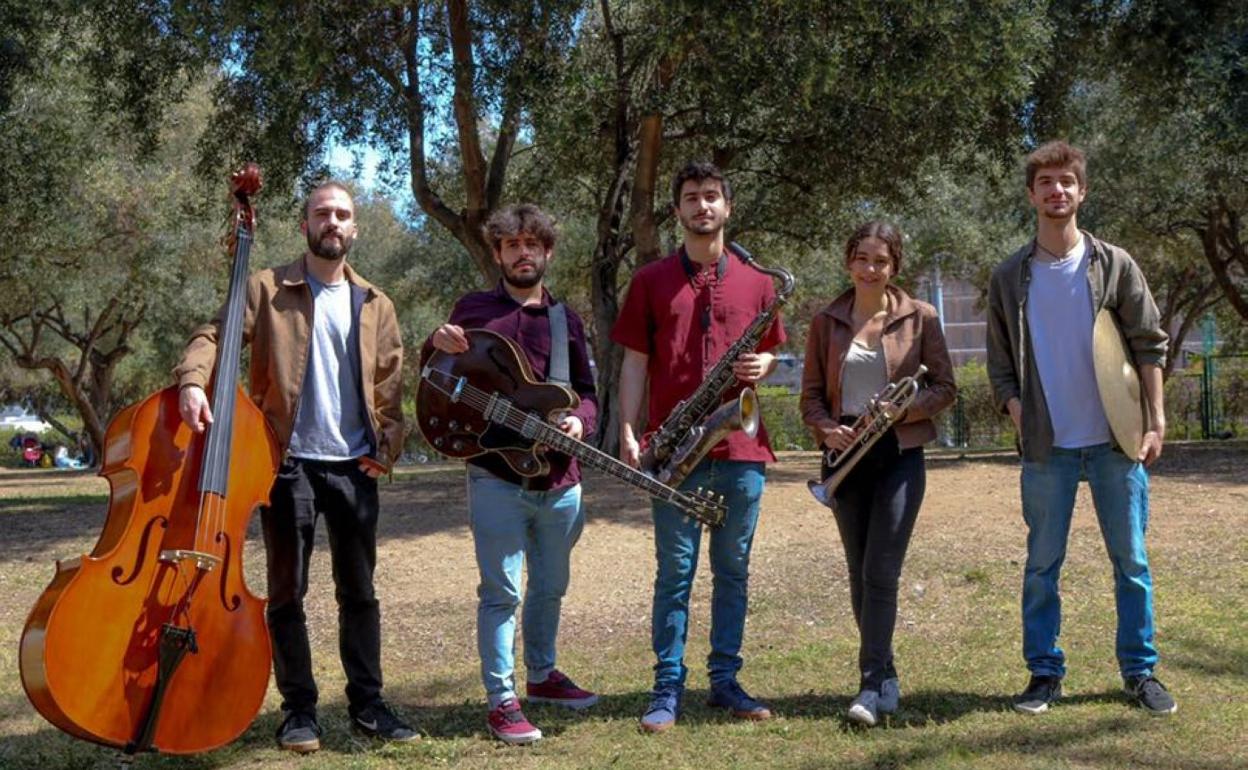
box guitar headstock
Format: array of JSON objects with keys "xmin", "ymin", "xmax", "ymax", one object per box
[{"xmin": 678, "ymin": 486, "xmax": 726, "ymax": 528}]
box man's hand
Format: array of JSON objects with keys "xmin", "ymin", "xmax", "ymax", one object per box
[
  {"xmin": 431, "ymin": 324, "xmax": 469, "ymax": 354},
  {"xmin": 179, "ymin": 385, "xmax": 213, "ymax": 434},
  {"xmin": 620, "ymin": 427, "xmax": 641, "ymax": 469},
  {"xmin": 558, "ymin": 415, "xmax": 584, "ymax": 441},
  {"xmin": 732, "ymin": 352, "xmax": 774, "ymax": 384},
  {"xmin": 821, "ymin": 425, "xmax": 857, "ymax": 454},
  {"xmin": 1138, "ymin": 426, "xmax": 1164, "ymax": 467},
  {"xmin": 1006, "ymin": 397, "xmax": 1023, "ymax": 434}
]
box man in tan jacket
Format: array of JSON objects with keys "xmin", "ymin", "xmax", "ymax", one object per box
[{"xmin": 174, "ymin": 182, "xmax": 412, "ymax": 752}]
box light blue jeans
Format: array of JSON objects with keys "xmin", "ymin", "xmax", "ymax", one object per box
[
  {"xmin": 651, "ymin": 459, "xmax": 765, "ymax": 690},
  {"xmin": 1021, "ymin": 443, "xmax": 1157, "ymax": 679},
  {"xmin": 467, "ymin": 466, "xmax": 584, "ymax": 707}
]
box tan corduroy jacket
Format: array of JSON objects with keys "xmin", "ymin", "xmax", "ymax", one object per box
[
  {"xmin": 800, "ymin": 285, "xmax": 957, "ymax": 450},
  {"xmin": 174, "ymin": 256, "xmax": 405, "ymax": 469}
]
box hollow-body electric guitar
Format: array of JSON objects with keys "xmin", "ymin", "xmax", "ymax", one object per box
[{"xmin": 417, "ymin": 329, "xmax": 725, "ymax": 527}]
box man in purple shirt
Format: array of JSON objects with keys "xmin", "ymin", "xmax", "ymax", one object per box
[{"xmin": 425, "ymin": 204, "xmax": 598, "ymax": 744}]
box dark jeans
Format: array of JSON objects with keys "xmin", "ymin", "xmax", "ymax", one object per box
[
  {"xmin": 262, "ymin": 457, "xmax": 382, "ymax": 715},
  {"xmin": 826, "ymin": 428, "xmax": 926, "ymax": 691}
]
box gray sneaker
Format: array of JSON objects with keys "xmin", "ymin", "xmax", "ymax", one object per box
[
  {"xmin": 878, "ymin": 677, "xmax": 900, "ymax": 714},
  {"xmin": 848, "ymin": 689, "xmax": 880, "ymax": 727},
  {"xmin": 1013, "ymin": 675, "xmax": 1062, "ymax": 714},
  {"xmin": 1124, "ymin": 675, "xmax": 1177, "ymax": 715},
  {"xmin": 276, "ymin": 710, "xmax": 322, "ymax": 753}
]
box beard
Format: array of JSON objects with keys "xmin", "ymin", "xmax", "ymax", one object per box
[
  {"xmin": 307, "ymin": 229, "xmax": 351, "ymax": 260},
  {"xmin": 502, "ymin": 258, "xmax": 547, "ymax": 289},
  {"xmin": 679, "ymin": 212, "xmax": 724, "ymax": 236}
]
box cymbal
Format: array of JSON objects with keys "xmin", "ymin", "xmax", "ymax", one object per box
[{"xmin": 1092, "ymin": 309, "xmax": 1144, "ymax": 458}]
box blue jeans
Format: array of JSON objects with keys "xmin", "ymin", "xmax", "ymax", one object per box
[
  {"xmin": 1021, "ymin": 444, "xmax": 1157, "ymax": 679},
  {"xmin": 467, "ymin": 466, "xmax": 584, "ymax": 707},
  {"xmin": 651, "ymin": 459, "xmax": 765, "ymax": 689}
]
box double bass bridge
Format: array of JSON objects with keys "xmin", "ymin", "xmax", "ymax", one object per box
[{"xmin": 158, "ymin": 550, "xmax": 221, "ymax": 571}]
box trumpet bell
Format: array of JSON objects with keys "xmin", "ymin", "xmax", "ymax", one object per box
[{"xmin": 807, "ymin": 479, "xmax": 831, "ymax": 507}]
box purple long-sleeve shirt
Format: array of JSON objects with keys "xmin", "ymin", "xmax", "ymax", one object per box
[{"xmin": 421, "ymin": 282, "xmax": 598, "ymax": 490}]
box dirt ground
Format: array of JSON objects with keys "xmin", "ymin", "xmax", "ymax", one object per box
[{"xmin": 2, "ymin": 444, "xmax": 1242, "ymax": 670}]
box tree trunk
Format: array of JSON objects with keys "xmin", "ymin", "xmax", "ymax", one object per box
[
  {"xmin": 1199, "ymin": 199, "xmax": 1248, "ymax": 321},
  {"xmin": 590, "ymin": 166, "xmax": 632, "ymax": 455}
]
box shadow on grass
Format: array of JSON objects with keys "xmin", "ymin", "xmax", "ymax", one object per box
[
  {"xmin": 1168, "ymin": 634, "xmax": 1248, "ymax": 681},
  {"xmin": 832, "ymin": 709, "xmax": 1227, "ymax": 770},
  {"xmin": 0, "ymin": 686, "xmax": 1218, "ymax": 769}
]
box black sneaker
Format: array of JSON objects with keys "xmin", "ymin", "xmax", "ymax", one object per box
[
  {"xmin": 352, "ymin": 699, "xmax": 419, "ymax": 742},
  {"xmin": 1124, "ymin": 675, "xmax": 1177, "ymax": 715},
  {"xmin": 1013, "ymin": 675, "xmax": 1062, "ymax": 714},
  {"xmin": 276, "ymin": 710, "xmax": 322, "ymax": 753}
]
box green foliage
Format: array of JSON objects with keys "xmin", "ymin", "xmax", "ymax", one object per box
[{"xmin": 756, "ymin": 385, "xmax": 815, "ymax": 452}]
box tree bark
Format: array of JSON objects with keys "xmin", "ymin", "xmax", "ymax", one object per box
[
  {"xmin": 402, "ymin": 0, "xmax": 499, "ymax": 285},
  {"xmin": 1197, "ymin": 199, "xmax": 1248, "ymax": 321}
]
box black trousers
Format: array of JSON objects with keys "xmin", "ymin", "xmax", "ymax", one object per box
[
  {"xmin": 261, "ymin": 457, "xmax": 382, "ymax": 715},
  {"xmin": 826, "ymin": 427, "xmax": 926, "ymax": 691}
]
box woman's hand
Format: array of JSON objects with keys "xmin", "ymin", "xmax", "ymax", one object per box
[{"xmin": 821, "ymin": 425, "xmax": 857, "ymax": 454}]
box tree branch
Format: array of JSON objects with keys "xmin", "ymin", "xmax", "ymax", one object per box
[
  {"xmin": 447, "ymin": 0, "xmax": 488, "ymax": 211},
  {"xmin": 403, "ymin": 2, "xmax": 465, "ymax": 240}
]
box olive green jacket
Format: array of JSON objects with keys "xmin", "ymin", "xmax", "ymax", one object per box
[{"xmin": 986, "ymin": 232, "xmax": 1167, "ymax": 462}]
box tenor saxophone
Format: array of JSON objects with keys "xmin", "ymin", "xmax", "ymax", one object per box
[
  {"xmin": 806, "ymin": 365, "xmax": 928, "ymax": 507},
  {"xmin": 640, "ymin": 242, "xmax": 796, "ymax": 489}
]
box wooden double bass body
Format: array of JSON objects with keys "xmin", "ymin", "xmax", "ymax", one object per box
[{"xmin": 19, "ymin": 166, "xmax": 279, "ymax": 755}]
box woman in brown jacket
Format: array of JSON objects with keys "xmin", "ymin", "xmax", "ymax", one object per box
[{"xmin": 800, "ymin": 221, "xmax": 956, "ymax": 726}]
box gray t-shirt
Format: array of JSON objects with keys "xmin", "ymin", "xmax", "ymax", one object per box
[
  {"xmin": 840, "ymin": 338, "xmax": 889, "ymax": 417},
  {"xmin": 1026, "ymin": 236, "xmax": 1112, "ymax": 448},
  {"xmin": 287, "ymin": 274, "xmax": 370, "ymax": 460}
]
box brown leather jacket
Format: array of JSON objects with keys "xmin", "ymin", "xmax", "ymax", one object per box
[
  {"xmin": 174, "ymin": 256, "xmax": 405, "ymax": 469},
  {"xmin": 800, "ymin": 285, "xmax": 956, "ymax": 450}
]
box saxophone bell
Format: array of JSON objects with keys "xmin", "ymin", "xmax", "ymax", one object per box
[{"xmin": 659, "ymin": 388, "xmax": 759, "ymax": 488}]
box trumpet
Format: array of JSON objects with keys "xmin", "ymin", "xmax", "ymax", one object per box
[{"xmin": 807, "ymin": 365, "xmax": 928, "ymax": 507}]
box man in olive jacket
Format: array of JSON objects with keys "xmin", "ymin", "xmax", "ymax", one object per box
[
  {"xmin": 987, "ymin": 141, "xmax": 1175, "ymax": 717},
  {"xmin": 174, "ymin": 182, "xmax": 413, "ymax": 752}
]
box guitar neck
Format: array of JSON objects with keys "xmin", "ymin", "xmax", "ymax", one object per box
[{"xmin": 523, "ymin": 417, "xmax": 691, "ymax": 506}]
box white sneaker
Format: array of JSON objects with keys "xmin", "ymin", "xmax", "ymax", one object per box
[
  {"xmin": 848, "ymin": 689, "xmax": 880, "ymax": 726},
  {"xmin": 878, "ymin": 677, "xmax": 900, "ymax": 714}
]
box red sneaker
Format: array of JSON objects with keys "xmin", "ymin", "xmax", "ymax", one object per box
[
  {"xmin": 487, "ymin": 699, "xmax": 542, "ymax": 744},
  {"xmin": 525, "ymin": 670, "xmax": 600, "ymax": 709}
]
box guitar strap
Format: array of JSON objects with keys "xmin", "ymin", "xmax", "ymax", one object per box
[{"xmin": 547, "ymin": 301, "xmax": 571, "ymax": 386}]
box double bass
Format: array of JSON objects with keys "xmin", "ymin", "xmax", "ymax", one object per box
[{"xmin": 19, "ymin": 166, "xmax": 280, "ymax": 758}]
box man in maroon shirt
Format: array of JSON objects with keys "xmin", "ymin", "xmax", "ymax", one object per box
[
  {"xmin": 612, "ymin": 162, "xmax": 785, "ymax": 732},
  {"xmin": 425, "ymin": 204, "xmax": 598, "ymax": 744}
]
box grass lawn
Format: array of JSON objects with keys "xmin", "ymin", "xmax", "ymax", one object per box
[{"xmin": 0, "ymin": 444, "xmax": 1244, "ymax": 769}]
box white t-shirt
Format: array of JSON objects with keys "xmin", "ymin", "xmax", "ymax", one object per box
[{"xmin": 1026, "ymin": 236, "xmax": 1112, "ymax": 449}]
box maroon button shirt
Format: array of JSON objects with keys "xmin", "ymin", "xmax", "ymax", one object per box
[
  {"xmin": 611, "ymin": 248, "xmax": 786, "ymax": 463},
  {"xmin": 421, "ymin": 282, "xmax": 598, "ymax": 490}
]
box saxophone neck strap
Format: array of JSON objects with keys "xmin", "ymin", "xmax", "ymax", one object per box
[{"xmin": 679, "ymin": 245, "xmax": 728, "ymax": 283}]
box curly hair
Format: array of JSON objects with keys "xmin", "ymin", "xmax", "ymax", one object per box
[{"xmin": 484, "ymin": 204, "xmax": 558, "ymax": 251}]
